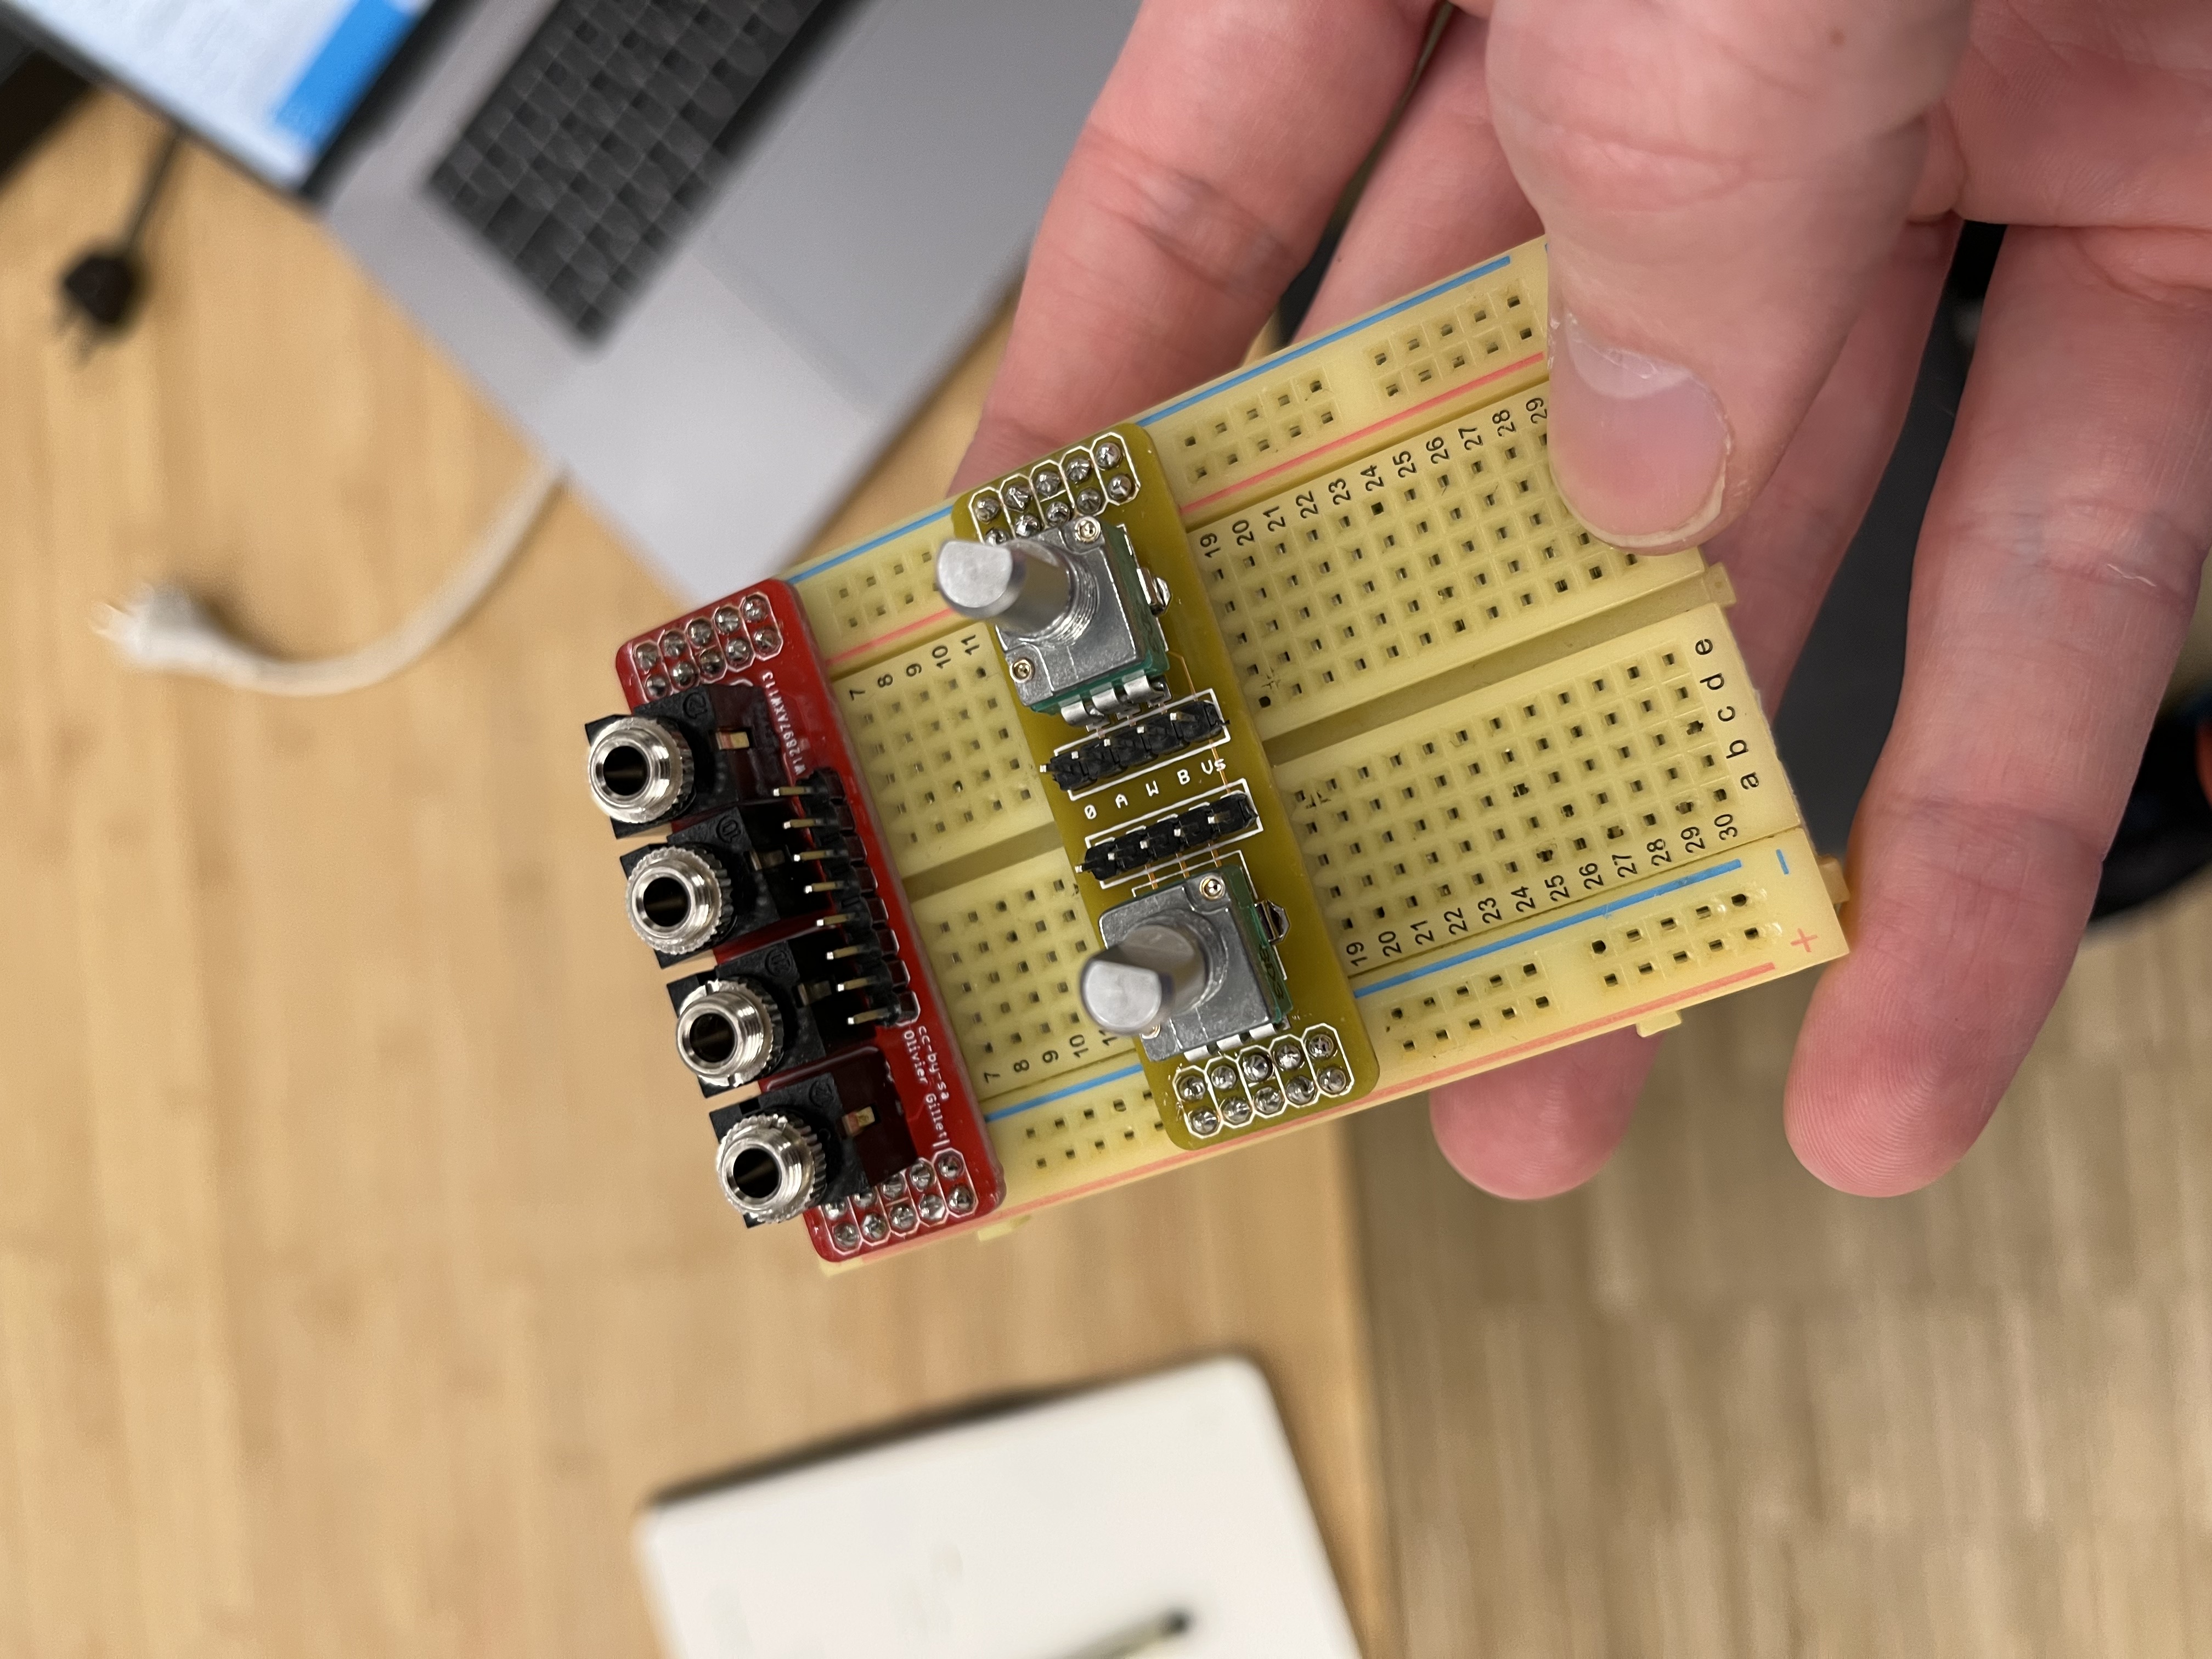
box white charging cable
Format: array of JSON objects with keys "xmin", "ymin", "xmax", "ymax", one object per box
[{"xmin": 95, "ymin": 459, "xmax": 564, "ymax": 697}]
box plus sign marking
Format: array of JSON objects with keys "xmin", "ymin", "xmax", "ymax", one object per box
[{"xmin": 1791, "ymin": 929, "xmax": 1820, "ymax": 953}]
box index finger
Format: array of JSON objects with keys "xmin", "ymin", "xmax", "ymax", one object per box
[
  {"xmin": 1788, "ymin": 227, "xmax": 2212, "ymax": 1193},
  {"xmin": 953, "ymin": 0, "xmax": 1437, "ymax": 489}
]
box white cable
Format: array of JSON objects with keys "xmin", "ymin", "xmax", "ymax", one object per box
[{"xmin": 95, "ymin": 459, "xmax": 564, "ymax": 697}]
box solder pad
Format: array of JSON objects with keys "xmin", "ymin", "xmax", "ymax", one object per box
[{"xmin": 784, "ymin": 237, "xmax": 1847, "ymax": 1227}]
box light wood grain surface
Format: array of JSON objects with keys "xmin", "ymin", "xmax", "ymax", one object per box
[
  {"xmin": 1354, "ymin": 876, "xmax": 2212, "ymax": 1657},
  {"xmin": 10, "ymin": 89, "xmax": 2210, "ymax": 1659},
  {"xmin": 0, "ymin": 98, "xmax": 1393, "ymax": 1659}
]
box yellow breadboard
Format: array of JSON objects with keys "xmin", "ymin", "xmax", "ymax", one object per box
[
  {"xmin": 1277, "ymin": 585, "xmax": 1795, "ymax": 973},
  {"xmin": 1191, "ymin": 382, "xmax": 1698, "ymax": 739},
  {"xmin": 907, "ymin": 843, "xmax": 1130, "ymax": 1100},
  {"xmin": 841, "ymin": 622, "xmax": 1054, "ymax": 874},
  {"xmin": 783, "ymin": 236, "xmax": 1846, "ymax": 1226}
]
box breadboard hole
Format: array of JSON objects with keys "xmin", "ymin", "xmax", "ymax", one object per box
[
  {"xmin": 1588, "ymin": 885, "xmax": 1779, "ymax": 991},
  {"xmin": 1012, "ymin": 1085, "xmax": 1169, "ymax": 1172},
  {"xmin": 1191, "ymin": 388, "xmax": 1691, "ymax": 737},
  {"xmin": 1282, "ymin": 619, "xmax": 1792, "ymax": 972},
  {"xmin": 1149, "ymin": 263, "xmax": 1545, "ymax": 501},
  {"xmin": 1366, "ymin": 275, "xmax": 1539, "ymax": 405},
  {"xmin": 1159, "ymin": 369, "xmax": 1338, "ymax": 495},
  {"xmin": 1378, "ymin": 957, "xmax": 1554, "ymax": 1056},
  {"xmin": 793, "ymin": 532, "xmax": 948, "ymax": 664},
  {"xmin": 989, "ymin": 1070, "xmax": 1173, "ymax": 1207},
  {"xmin": 912, "ymin": 851, "xmax": 1126, "ymax": 1101},
  {"xmin": 1361, "ymin": 866, "xmax": 1791, "ymax": 1069},
  {"xmin": 837, "ymin": 626, "xmax": 1050, "ymax": 875}
]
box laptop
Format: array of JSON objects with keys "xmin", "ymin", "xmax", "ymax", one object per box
[
  {"xmin": 0, "ymin": 19, "xmax": 86, "ymax": 187},
  {"xmin": 7, "ymin": 0, "xmax": 1138, "ymax": 599}
]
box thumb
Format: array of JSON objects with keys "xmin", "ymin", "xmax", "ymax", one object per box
[{"xmin": 1484, "ymin": 0, "xmax": 1969, "ymax": 547}]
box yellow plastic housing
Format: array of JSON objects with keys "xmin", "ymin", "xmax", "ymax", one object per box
[{"xmin": 783, "ymin": 237, "xmax": 1847, "ymax": 1225}]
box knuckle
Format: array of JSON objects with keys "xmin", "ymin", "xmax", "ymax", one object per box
[
  {"xmin": 1994, "ymin": 489, "xmax": 2207, "ymax": 630},
  {"xmin": 1077, "ymin": 126, "xmax": 1302, "ymax": 305},
  {"xmin": 1514, "ymin": 111, "xmax": 1756, "ymax": 221},
  {"xmin": 1866, "ymin": 789, "xmax": 2104, "ymax": 946},
  {"xmin": 1492, "ymin": 0, "xmax": 1966, "ymax": 211},
  {"xmin": 1492, "ymin": 38, "xmax": 1757, "ymax": 217}
]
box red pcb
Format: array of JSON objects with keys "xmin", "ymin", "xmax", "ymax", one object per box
[{"xmin": 601, "ymin": 579, "xmax": 1002, "ymax": 1262}]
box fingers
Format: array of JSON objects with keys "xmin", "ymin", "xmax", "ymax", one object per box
[
  {"xmin": 1484, "ymin": 0, "xmax": 1971, "ymax": 548},
  {"xmin": 1293, "ymin": 7, "xmax": 1539, "ymax": 338},
  {"xmin": 1788, "ymin": 226, "xmax": 2212, "ymax": 1195},
  {"xmin": 1429, "ymin": 1030, "xmax": 1658, "ymax": 1198},
  {"xmin": 953, "ymin": 0, "xmax": 1435, "ymax": 489},
  {"xmin": 1710, "ymin": 219, "xmax": 1959, "ymax": 701},
  {"xmin": 1428, "ymin": 223, "xmax": 1949, "ymax": 1198}
]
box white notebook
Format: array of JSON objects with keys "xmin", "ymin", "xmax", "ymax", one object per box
[{"xmin": 635, "ymin": 1356, "xmax": 1363, "ymax": 1659}]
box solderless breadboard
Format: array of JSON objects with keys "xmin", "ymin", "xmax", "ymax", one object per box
[
  {"xmin": 1192, "ymin": 383, "xmax": 1692, "ymax": 740},
  {"xmin": 1278, "ymin": 590, "xmax": 1796, "ymax": 973},
  {"xmin": 909, "ymin": 844, "xmax": 1131, "ymax": 1097},
  {"xmin": 772, "ymin": 236, "xmax": 1845, "ymax": 1229},
  {"xmin": 843, "ymin": 624, "xmax": 1054, "ymax": 873}
]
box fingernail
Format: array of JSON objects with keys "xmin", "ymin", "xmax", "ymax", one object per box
[{"xmin": 1546, "ymin": 302, "xmax": 1729, "ymax": 548}]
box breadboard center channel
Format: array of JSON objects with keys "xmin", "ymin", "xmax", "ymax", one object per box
[
  {"xmin": 590, "ymin": 235, "xmax": 1846, "ymax": 1257},
  {"xmin": 1282, "ymin": 603, "xmax": 1792, "ymax": 976}
]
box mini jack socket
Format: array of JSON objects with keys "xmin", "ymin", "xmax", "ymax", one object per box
[
  {"xmin": 586, "ymin": 715, "xmax": 691, "ymax": 825},
  {"xmin": 714, "ymin": 1113, "xmax": 823, "ymax": 1225},
  {"xmin": 624, "ymin": 844, "xmax": 736, "ymax": 957},
  {"xmin": 674, "ymin": 976, "xmax": 784, "ymax": 1090}
]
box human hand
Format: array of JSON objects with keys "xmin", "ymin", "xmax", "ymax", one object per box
[{"xmin": 953, "ymin": 0, "xmax": 2212, "ymax": 1198}]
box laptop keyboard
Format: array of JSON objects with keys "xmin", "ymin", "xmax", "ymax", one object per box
[{"xmin": 428, "ymin": 0, "xmax": 843, "ymax": 340}]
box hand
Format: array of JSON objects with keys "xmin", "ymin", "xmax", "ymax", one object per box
[{"xmin": 954, "ymin": 0, "xmax": 2212, "ymax": 1198}]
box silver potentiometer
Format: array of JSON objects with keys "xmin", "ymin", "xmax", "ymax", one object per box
[
  {"xmin": 934, "ymin": 517, "xmax": 1171, "ymax": 724},
  {"xmin": 1077, "ymin": 866, "xmax": 1291, "ymax": 1059}
]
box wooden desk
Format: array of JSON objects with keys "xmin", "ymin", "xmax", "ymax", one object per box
[
  {"xmin": 0, "ymin": 98, "xmax": 1393, "ymax": 1658},
  {"xmin": 15, "ymin": 91, "xmax": 2212, "ymax": 1659}
]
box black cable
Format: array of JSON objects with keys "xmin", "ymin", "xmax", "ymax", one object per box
[{"xmin": 58, "ymin": 121, "xmax": 182, "ymax": 353}]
